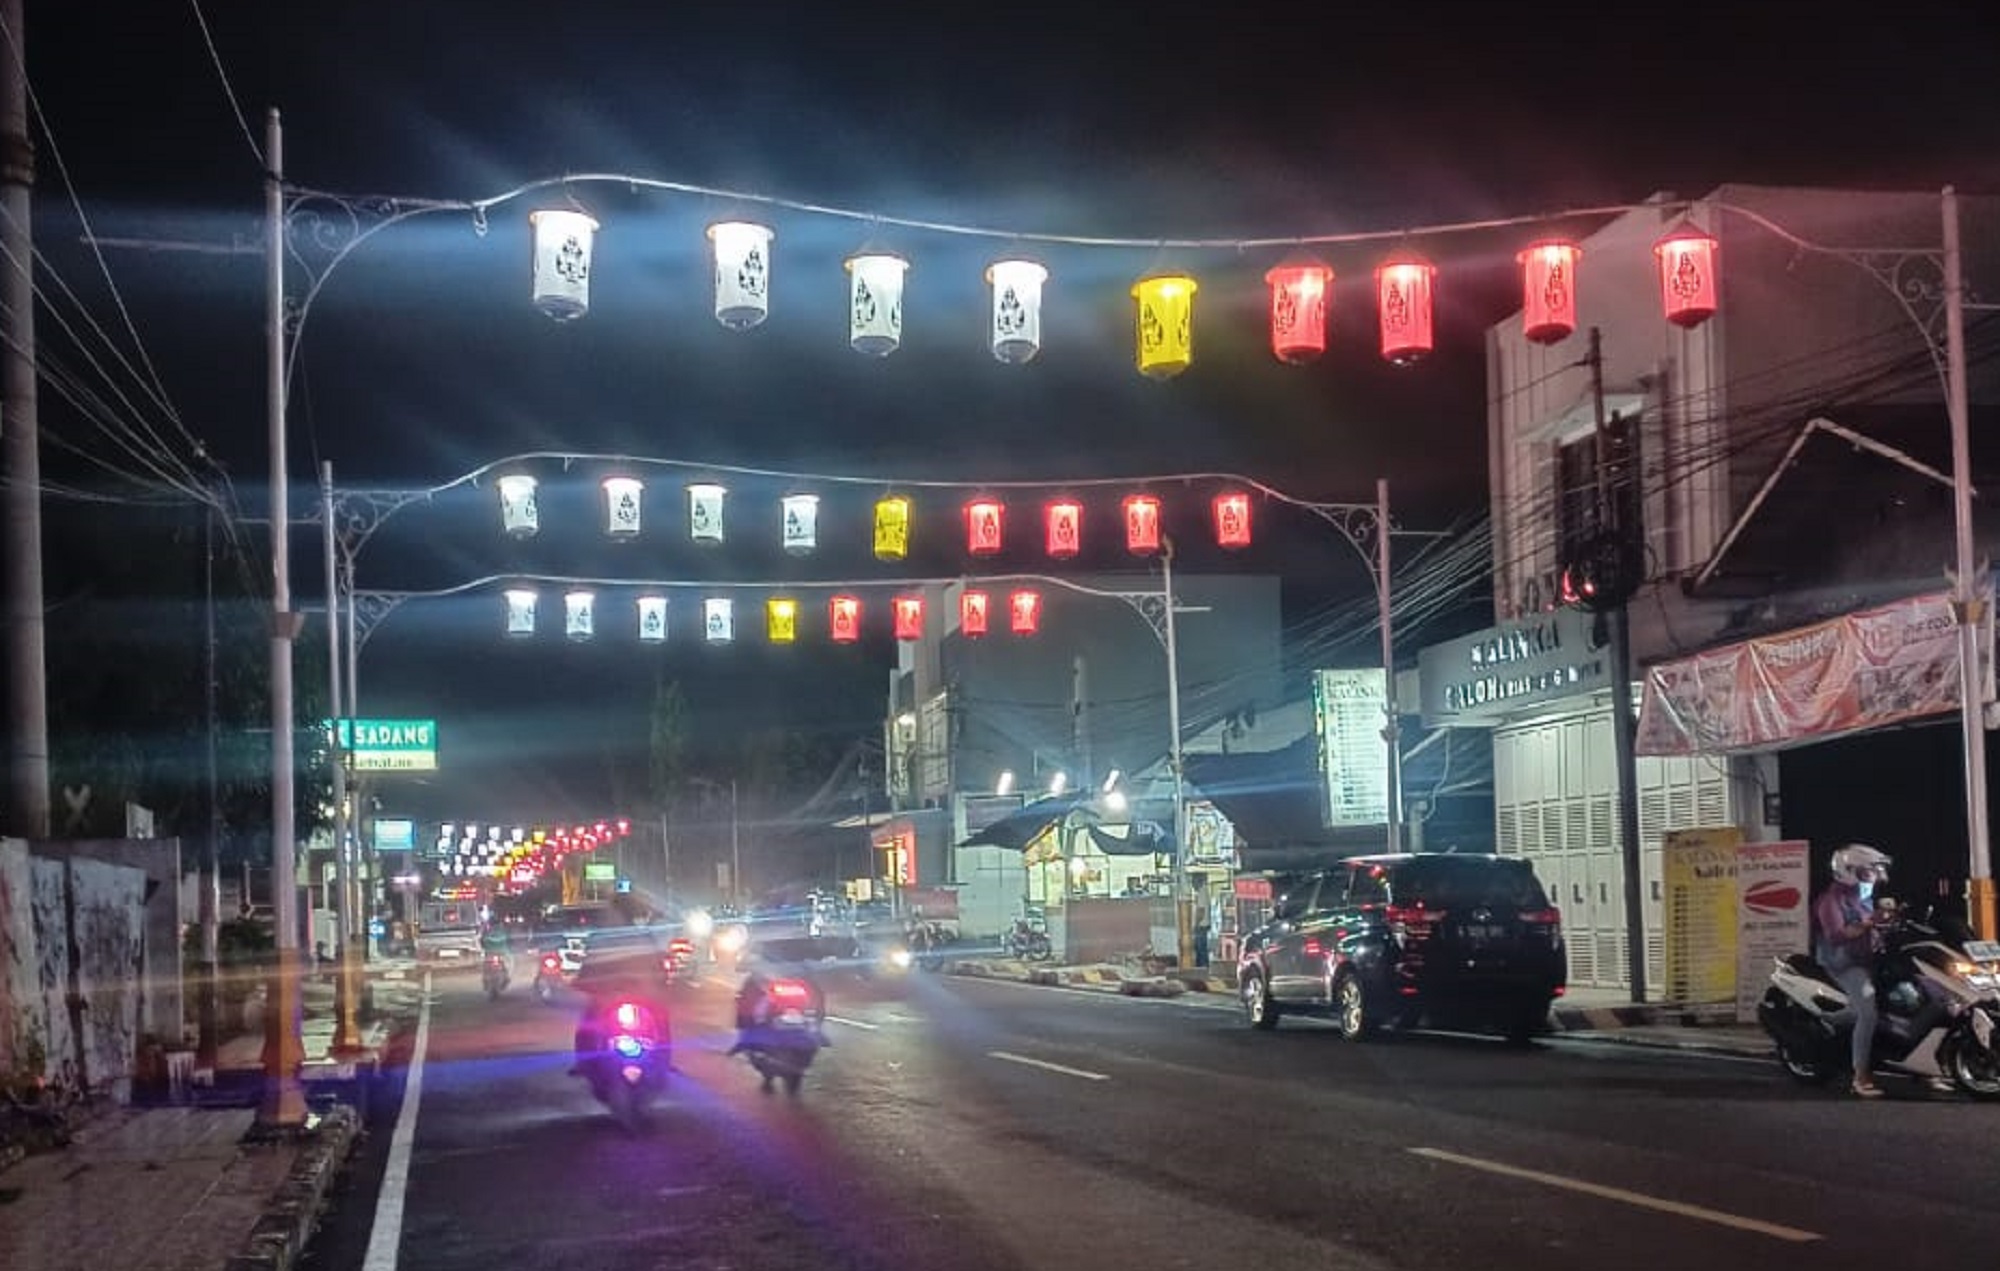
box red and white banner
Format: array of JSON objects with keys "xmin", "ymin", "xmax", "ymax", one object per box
[{"xmin": 1636, "ymin": 579, "xmax": 1992, "ymax": 756}]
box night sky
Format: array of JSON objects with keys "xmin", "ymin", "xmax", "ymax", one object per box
[{"xmin": 20, "ymin": 2, "xmax": 2000, "ymax": 828}]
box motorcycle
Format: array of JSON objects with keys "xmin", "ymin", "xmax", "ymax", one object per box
[
  {"xmin": 1758, "ymin": 900, "xmax": 2000, "ymax": 1098},
  {"xmin": 734, "ymin": 976, "xmax": 827, "ymax": 1096},
  {"xmin": 1004, "ymin": 919, "xmax": 1052, "ymax": 962},
  {"xmin": 533, "ymin": 951, "xmax": 565, "ymax": 1004},
  {"xmin": 573, "ymin": 997, "xmax": 671, "ymax": 1130},
  {"xmin": 664, "ymin": 934, "xmax": 698, "ymax": 979},
  {"xmin": 481, "ymin": 952, "xmax": 510, "ymax": 1000}
]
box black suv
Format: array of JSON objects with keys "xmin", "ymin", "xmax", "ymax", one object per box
[{"xmin": 1237, "ymin": 853, "xmax": 1565, "ymax": 1044}]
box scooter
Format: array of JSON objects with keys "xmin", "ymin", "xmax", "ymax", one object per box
[
  {"xmin": 481, "ymin": 952, "xmax": 510, "ymax": 1000},
  {"xmin": 734, "ymin": 976, "xmax": 827, "ymax": 1096},
  {"xmin": 573, "ymin": 997, "xmax": 671, "ymax": 1130},
  {"xmin": 533, "ymin": 951, "xmax": 564, "ymax": 1004},
  {"xmin": 1758, "ymin": 900, "xmax": 2000, "ymax": 1098}
]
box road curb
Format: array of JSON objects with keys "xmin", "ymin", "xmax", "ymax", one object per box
[
  {"xmin": 227, "ymin": 1103, "xmax": 361, "ymax": 1271},
  {"xmin": 1553, "ymin": 1028, "xmax": 1773, "ymax": 1059}
]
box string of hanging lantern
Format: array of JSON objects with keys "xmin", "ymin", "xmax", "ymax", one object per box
[
  {"xmin": 496, "ymin": 468, "xmax": 1259, "ymax": 559},
  {"xmin": 347, "ymin": 569, "xmax": 1188, "ymax": 649},
  {"xmin": 287, "ymin": 174, "xmax": 1724, "ymax": 380}
]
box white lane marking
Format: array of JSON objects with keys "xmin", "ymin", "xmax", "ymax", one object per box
[
  {"xmin": 363, "ymin": 970, "xmax": 434, "ymax": 1271},
  {"xmin": 988, "ymin": 1050, "xmax": 1111, "ymax": 1082},
  {"xmin": 1408, "ymin": 1147, "xmax": 1821, "ymax": 1243},
  {"xmin": 825, "ymin": 1014, "xmax": 880, "ymax": 1031}
]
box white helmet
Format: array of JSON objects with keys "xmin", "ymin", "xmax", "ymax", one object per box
[{"xmin": 1830, "ymin": 843, "xmax": 1892, "ymax": 885}]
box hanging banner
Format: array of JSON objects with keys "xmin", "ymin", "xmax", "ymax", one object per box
[
  {"xmin": 1735, "ymin": 840, "xmax": 1811, "ymax": 1024},
  {"xmin": 1636, "ymin": 576, "xmax": 1993, "ymax": 756},
  {"xmin": 1662, "ymin": 828, "xmax": 1740, "ymax": 1005},
  {"xmin": 1312, "ymin": 668, "xmax": 1389, "ymax": 827}
]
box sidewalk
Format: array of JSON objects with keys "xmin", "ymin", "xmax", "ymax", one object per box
[
  {"xmin": 0, "ymin": 962, "xmax": 424, "ymax": 1271},
  {"xmin": 944, "ymin": 958, "xmax": 1774, "ymax": 1056}
]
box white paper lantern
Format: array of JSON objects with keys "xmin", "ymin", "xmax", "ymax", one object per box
[
  {"xmin": 528, "ymin": 209, "xmax": 600, "ymax": 321},
  {"xmin": 603, "ymin": 476, "xmax": 644, "ymax": 538},
  {"xmin": 703, "ymin": 597, "xmax": 735, "ymax": 644},
  {"xmin": 781, "ymin": 493, "xmax": 819, "ymax": 555},
  {"xmin": 564, "ymin": 590, "xmax": 595, "ymax": 641},
  {"xmin": 637, "ymin": 595, "xmax": 668, "ymax": 643},
  {"xmin": 987, "ymin": 259, "xmax": 1048, "ymax": 364},
  {"xmin": 497, "ymin": 474, "xmax": 539, "ymax": 538},
  {"xmin": 503, "ymin": 588, "xmax": 538, "ymax": 637},
  {"xmin": 844, "ymin": 251, "xmax": 908, "ymax": 356},
  {"xmin": 707, "ymin": 220, "xmax": 774, "ymax": 330},
  {"xmin": 688, "ymin": 482, "xmax": 727, "ymax": 545}
]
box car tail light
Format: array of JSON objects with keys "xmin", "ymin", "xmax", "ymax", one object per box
[
  {"xmin": 1522, "ymin": 907, "xmax": 1563, "ymax": 943},
  {"xmin": 541, "ymin": 954, "xmax": 560, "ymax": 971},
  {"xmin": 1386, "ymin": 904, "xmax": 1442, "ymax": 945},
  {"xmin": 768, "ymin": 978, "xmax": 812, "ymax": 1005}
]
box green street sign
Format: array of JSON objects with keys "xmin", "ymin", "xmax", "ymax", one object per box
[
  {"xmin": 334, "ymin": 718, "xmax": 438, "ymax": 772},
  {"xmin": 583, "ymin": 861, "xmax": 616, "ymax": 882}
]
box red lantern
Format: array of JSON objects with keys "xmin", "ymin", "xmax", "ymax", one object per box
[
  {"xmin": 1654, "ymin": 221, "xmax": 1718, "ymax": 329},
  {"xmin": 828, "ymin": 594, "xmax": 861, "ymax": 643},
  {"xmin": 965, "ymin": 497, "xmax": 1004, "ymax": 556},
  {"xmin": 1374, "ymin": 252, "xmax": 1436, "ymax": 365},
  {"xmin": 1213, "ymin": 491, "xmax": 1252, "ymax": 550},
  {"xmin": 1045, "ymin": 498, "xmax": 1082, "ymax": 559},
  {"xmin": 1124, "ymin": 493, "xmax": 1162, "ymax": 556},
  {"xmin": 893, "ymin": 594, "xmax": 925, "ymax": 641},
  {"xmin": 1010, "ymin": 589, "xmax": 1042, "ymax": 636},
  {"xmin": 1264, "ymin": 262, "xmax": 1332, "ymax": 364},
  {"xmin": 1518, "ymin": 239, "xmax": 1581, "ymax": 345},
  {"xmin": 960, "ymin": 589, "xmax": 990, "ymax": 638}
]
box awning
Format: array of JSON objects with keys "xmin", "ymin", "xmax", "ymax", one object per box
[{"xmin": 957, "ymin": 795, "xmax": 1090, "ymax": 851}]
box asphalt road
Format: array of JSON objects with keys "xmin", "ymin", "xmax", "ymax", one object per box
[{"xmin": 303, "ymin": 964, "xmax": 2000, "ymax": 1271}]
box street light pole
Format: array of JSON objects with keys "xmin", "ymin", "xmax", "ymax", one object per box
[
  {"xmin": 1941, "ymin": 187, "xmax": 1995, "ymax": 941},
  {"xmin": 261, "ymin": 107, "xmax": 307, "ymax": 1128},
  {"xmin": 1376, "ymin": 478, "xmax": 1403, "ymax": 853},
  {"xmin": 321, "ymin": 462, "xmax": 362, "ymax": 1052}
]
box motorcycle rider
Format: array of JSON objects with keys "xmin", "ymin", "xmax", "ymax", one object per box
[
  {"xmin": 570, "ymin": 935, "xmax": 674, "ymax": 1073},
  {"xmin": 1813, "ymin": 843, "xmax": 1892, "ymax": 1098},
  {"xmin": 729, "ymin": 936, "xmax": 830, "ymax": 1055}
]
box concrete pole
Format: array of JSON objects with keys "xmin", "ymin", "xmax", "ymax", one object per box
[
  {"xmin": 321, "ymin": 463, "xmax": 361, "ymax": 1051},
  {"xmin": 1162, "ymin": 538, "xmax": 1191, "ymax": 967},
  {"xmin": 1377, "ymin": 478, "xmax": 1403, "ymax": 853},
  {"xmin": 260, "ymin": 108, "xmax": 306, "ymax": 1128},
  {"xmin": 342, "ymin": 550, "xmax": 366, "ymax": 961},
  {"xmin": 197, "ymin": 504, "xmax": 222, "ymax": 1071},
  {"xmin": 730, "ymin": 778, "xmax": 741, "ymax": 906},
  {"xmin": 1, "ymin": 0, "xmax": 49, "ymax": 840},
  {"xmin": 1942, "ymin": 186, "xmax": 1996, "ymax": 941}
]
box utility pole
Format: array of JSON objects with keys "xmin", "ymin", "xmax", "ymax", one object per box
[
  {"xmin": 321, "ymin": 463, "xmax": 361, "ymax": 1052},
  {"xmin": 1590, "ymin": 327, "xmax": 1649, "ymax": 1003},
  {"xmin": 343, "ymin": 549, "xmax": 363, "ymax": 959},
  {"xmin": 1377, "ymin": 478, "xmax": 1403, "ymax": 853},
  {"xmin": 1942, "ymin": 187, "xmax": 1995, "ymax": 942},
  {"xmin": 260, "ymin": 108, "xmax": 307, "ymax": 1128},
  {"xmin": 198, "ymin": 503, "xmax": 222, "ymax": 1073},
  {"xmin": 1, "ymin": 0, "xmax": 49, "ymax": 841},
  {"xmin": 1072, "ymin": 655, "xmax": 1092, "ymax": 791},
  {"xmin": 1161, "ymin": 537, "xmax": 1190, "ymax": 968},
  {"xmin": 729, "ymin": 778, "xmax": 741, "ymax": 907}
]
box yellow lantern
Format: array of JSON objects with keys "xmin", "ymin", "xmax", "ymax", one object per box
[
  {"xmin": 766, "ymin": 596, "xmax": 798, "ymax": 645},
  {"xmin": 874, "ymin": 494, "xmax": 912, "ymax": 561},
  {"xmin": 1130, "ymin": 272, "xmax": 1197, "ymax": 378}
]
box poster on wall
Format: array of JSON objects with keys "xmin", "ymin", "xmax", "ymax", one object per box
[
  {"xmin": 1662, "ymin": 827, "xmax": 1741, "ymax": 1005},
  {"xmin": 1734, "ymin": 840, "xmax": 1811, "ymax": 1024},
  {"xmin": 1312, "ymin": 668, "xmax": 1389, "ymax": 827}
]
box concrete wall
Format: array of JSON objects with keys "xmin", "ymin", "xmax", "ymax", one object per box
[
  {"xmin": 33, "ymin": 839, "xmax": 184, "ymax": 1044},
  {"xmin": 0, "ymin": 839, "xmax": 35, "ymax": 1078},
  {"xmin": 1063, "ymin": 896, "xmax": 1153, "ymax": 965}
]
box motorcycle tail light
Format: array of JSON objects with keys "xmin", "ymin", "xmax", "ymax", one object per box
[
  {"xmin": 542, "ymin": 954, "xmax": 559, "ymax": 970},
  {"xmin": 615, "ymin": 1001, "xmax": 644, "ymax": 1031}
]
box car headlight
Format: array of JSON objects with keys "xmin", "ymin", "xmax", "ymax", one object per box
[
  {"xmin": 716, "ymin": 925, "xmax": 747, "ymax": 954},
  {"xmin": 889, "ymin": 948, "xmax": 913, "ymax": 969},
  {"xmin": 686, "ymin": 909, "xmax": 714, "ymax": 940}
]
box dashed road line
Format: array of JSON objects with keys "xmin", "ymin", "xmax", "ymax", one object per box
[
  {"xmin": 825, "ymin": 1014, "xmax": 880, "ymax": 1031},
  {"xmin": 1408, "ymin": 1147, "xmax": 1821, "ymax": 1242},
  {"xmin": 988, "ymin": 1050, "xmax": 1111, "ymax": 1081}
]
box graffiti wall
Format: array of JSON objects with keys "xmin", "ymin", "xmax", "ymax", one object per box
[
  {"xmin": 5, "ymin": 852, "xmax": 147, "ymax": 1094},
  {"xmin": 69, "ymin": 856, "xmax": 145, "ymax": 1098},
  {"xmin": 0, "ymin": 840, "xmax": 37, "ymax": 1078}
]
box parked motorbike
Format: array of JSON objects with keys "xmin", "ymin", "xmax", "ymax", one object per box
[
  {"xmin": 573, "ymin": 997, "xmax": 671, "ymax": 1130},
  {"xmin": 1004, "ymin": 919, "xmax": 1052, "ymax": 962},
  {"xmin": 482, "ymin": 952, "xmax": 510, "ymax": 1000},
  {"xmin": 1758, "ymin": 900, "xmax": 2000, "ymax": 1098},
  {"xmin": 734, "ymin": 976, "xmax": 827, "ymax": 1095}
]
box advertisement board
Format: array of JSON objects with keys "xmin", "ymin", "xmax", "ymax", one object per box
[
  {"xmin": 1311, "ymin": 668, "xmax": 1388, "ymax": 827},
  {"xmin": 1662, "ymin": 827, "xmax": 1741, "ymax": 1004},
  {"xmin": 373, "ymin": 817, "xmax": 416, "ymax": 853},
  {"xmin": 1735, "ymin": 840, "xmax": 1811, "ymax": 1023}
]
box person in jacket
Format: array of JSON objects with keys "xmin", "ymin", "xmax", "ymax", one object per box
[{"xmin": 1813, "ymin": 843, "xmax": 1892, "ymax": 1098}]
